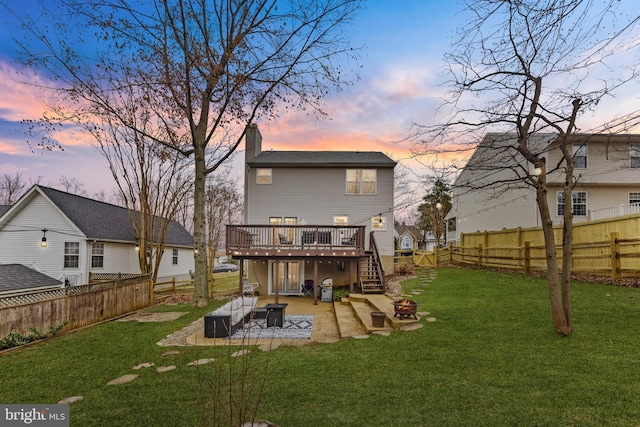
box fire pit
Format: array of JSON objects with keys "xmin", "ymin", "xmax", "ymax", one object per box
[{"xmin": 393, "ymin": 298, "xmax": 418, "ymax": 320}]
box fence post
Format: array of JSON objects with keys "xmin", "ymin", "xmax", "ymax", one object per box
[
  {"xmin": 449, "ymin": 242, "xmax": 453, "ymax": 263},
  {"xmin": 610, "ymin": 232, "xmax": 620, "ymax": 284},
  {"xmin": 65, "ymin": 283, "xmax": 72, "ymax": 327},
  {"xmin": 115, "ymin": 273, "xmax": 121, "ymax": 316},
  {"xmin": 524, "ymin": 242, "xmax": 531, "ymax": 276},
  {"xmin": 477, "ymin": 244, "xmax": 483, "ymax": 269},
  {"xmin": 172, "ymin": 277, "xmax": 176, "ymax": 292},
  {"xmin": 434, "ymin": 245, "xmax": 439, "ymax": 267}
]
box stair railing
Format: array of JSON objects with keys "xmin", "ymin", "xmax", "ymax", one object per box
[{"xmin": 369, "ymin": 231, "xmax": 386, "ymax": 292}]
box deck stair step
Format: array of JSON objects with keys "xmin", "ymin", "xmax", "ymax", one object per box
[
  {"xmin": 349, "ymin": 299, "xmax": 392, "ymax": 333},
  {"xmin": 348, "ymin": 293, "xmax": 420, "ymax": 330},
  {"xmin": 333, "ymin": 299, "xmax": 367, "ymax": 338}
]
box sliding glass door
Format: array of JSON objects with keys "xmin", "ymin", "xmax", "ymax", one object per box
[{"xmin": 271, "ymin": 261, "xmax": 301, "ymax": 294}]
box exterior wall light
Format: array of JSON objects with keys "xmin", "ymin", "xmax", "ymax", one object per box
[{"xmin": 40, "ymin": 228, "xmax": 48, "ymax": 248}]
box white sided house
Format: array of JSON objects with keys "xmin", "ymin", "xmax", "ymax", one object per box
[
  {"xmin": 0, "ymin": 185, "xmax": 194, "ymax": 286},
  {"xmin": 226, "ymin": 125, "xmax": 396, "ymax": 300},
  {"xmin": 447, "ymin": 133, "xmax": 640, "ymax": 243}
]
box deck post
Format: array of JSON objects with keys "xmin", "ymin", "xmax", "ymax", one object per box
[
  {"xmin": 349, "ymin": 260, "xmax": 354, "ymax": 294},
  {"xmin": 274, "ymin": 260, "xmax": 279, "ymax": 304},
  {"xmin": 313, "ymin": 260, "xmax": 319, "ymax": 305},
  {"xmin": 238, "ymin": 262, "xmax": 245, "ymax": 295}
]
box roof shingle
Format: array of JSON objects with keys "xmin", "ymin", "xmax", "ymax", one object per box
[
  {"xmin": 247, "ymin": 150, "xmax": 397, "ymax": 167},
  {"xmin": 0, "ymin": 264, "xmax": 61, "ymax": 293},
  {"xmin": 38, "ymin": 186, "xmax": 193, "ymax": 246}
]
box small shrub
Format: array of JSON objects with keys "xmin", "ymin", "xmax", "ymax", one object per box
[
  {"xmin": 1, "ymin": 322, "xmax": 68, "ymax": 350},
  {"xmin": 332, "ymin": 287, "xmax": 350, "ymax": 301},
  {"xmin": 394, "ymin": 261, "xmax": 414, "ymax": 275}
]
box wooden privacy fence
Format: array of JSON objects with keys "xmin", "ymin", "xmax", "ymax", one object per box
[
  {"xmin": 0, "ymin": 274, "xmax": 152, "ymax": 339},
  {"xmin": 447, "ymin": 212, "xmax": 640, "ymax": 282},
  {"xmin": 443, "ymin": 232, "xmax": 640, "ymax": 281}
]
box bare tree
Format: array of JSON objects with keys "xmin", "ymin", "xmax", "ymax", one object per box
[
  {"xmin": 0, "ymin": 173, "xmax": 27, "ymax": 205},
  {"xmin": 11, "ymin": 0, "xmax": 362, "ymax": 307},
  {"xmin": 417, "ymin": 178, "xmax": 451, "ymax": 248},
  {"xmin": 95, "ymin": 119, "xmax": 193, "ymax": 283},
  {"xmin": 413, "ymin": 0, "xmax": 640, "ymax": 336},
  {"xmin": 392, "ymin": 162, "xmax": 416, "ymax": 223},
  {"xmin": 57, "ymin": 176, "xmax": 86, "ymax": 195},
  {"xmin": 205, "ymin": 174, "xmax": 243, "ymax": 278}
]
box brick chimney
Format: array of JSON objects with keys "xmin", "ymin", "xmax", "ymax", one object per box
[
  {"xmin": 245, "ymin": 124, "xmax": 262, "ymax": 163},
  {"xmin": 244, "ymin": 124, "xmax": 262, "ymax": 223}
]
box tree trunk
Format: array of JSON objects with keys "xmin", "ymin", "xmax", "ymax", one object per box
[
  {"xmin": 191, "ymin": 143, "xmax": 209, "ymax": 307},
  {"xmin": 536, "ymin": 182, "xmax": 572, "ymax": 336},
  {"xmin": 559, "ymin": 141, "xmax": 576, "ymax": 336}
]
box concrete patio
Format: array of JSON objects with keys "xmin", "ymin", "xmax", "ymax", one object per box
[{"xmin": 186, "ymin": 293, "xmax": 421, "ymax": 349}]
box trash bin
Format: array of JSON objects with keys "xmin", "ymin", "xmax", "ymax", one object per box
[
  {"xmin": 265, "ymin": 303, "xmax": 288, "ymax": 327},
  {"xmin": 321, "ymin": 278, "xmax": 333, "ymax": 302}
]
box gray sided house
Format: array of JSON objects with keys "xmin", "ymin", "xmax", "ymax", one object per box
[
  {"xmin": 0, "ymin": 185, "xmax": 194, "ymax": 286},
  {"xmin": 226, "ymin": 125, "xmax": 396, "ymax": 301},
  {"xmin": 447, "ymin": 133, "xmax": 640, "ymax": 243},
  {"xmin": 394, "ymin": 222, "xmax": 435, "ymax": 252}
]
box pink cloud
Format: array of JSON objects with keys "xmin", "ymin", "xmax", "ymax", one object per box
[{"xmin": 0, "ymin": 61, "xmax": 52, "ymax": 121}]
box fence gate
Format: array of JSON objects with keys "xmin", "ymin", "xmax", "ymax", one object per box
[{"xmin": 413, "ymin": 250, "xmax": 436, "ymax": 268}]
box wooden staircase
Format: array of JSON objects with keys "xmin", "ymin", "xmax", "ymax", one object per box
[
  {"xmin": 360, "ymin": 251, "xmax": 384, "ymax": 293},
  {"xmin": 359, "ymin": 232, "xmax": 386, "ymax": 293}
]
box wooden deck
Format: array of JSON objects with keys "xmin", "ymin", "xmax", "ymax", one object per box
[{"xmin": 226, "ymin": 224, "xmax": 367, "ymax": 259}]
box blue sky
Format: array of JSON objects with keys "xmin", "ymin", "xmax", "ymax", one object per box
[
  {"xmin": 1, "ymin": 1, "xmax": 638, "ymax": 208},
  {"xmin": 0, "ymin": 1, "xmax": 461, "ymax": 200}
]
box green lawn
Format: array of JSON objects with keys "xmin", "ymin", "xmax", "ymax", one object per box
[{"xmin": 2, "ymin": 267, "xmax": 640, "ymax": 426}]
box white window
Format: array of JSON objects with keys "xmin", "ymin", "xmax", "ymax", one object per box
[
  {"xmin": 401, "ymin": 235, "xmax": 412, "ymax": 250},
  {"xmin": 630, "ymin": 144, "xmax": 640, "ymax": 168},
  {"xmin": 64, "ymin": 242, "xmax": 80, "ymax": 268},
  {"xmin": 346, "ymin": 169, "xmax": 376, "ymax": 194},
  {"xmin": 256, "ymin": 168, "xmax": 272, "ymax": 184},
  {"xmin": 172, "ymin": 248, "xmax": 178, "ymax": 265},
  {"xmin": 372, "ymin": 215, "xmax": 386, "ymax": 230},
  {"xmin": 333, "ymin": 216, "xmax": 349, "ymax": 226},
  {"xmin": 91, "ymin": 243, "xmax": 104, "ymax": 268},
  {"xmin": 629, "ymin": 192, "xmax": 640, "ymax": 204},
  {"xmin": 573, "ymin": 144, "xmax": 587, "ymax": 169},
  {"xmin": 557, "ymin": 191, "xmax": 587, "ymax": 216},
  {"xmin": 270, "ymin": 217, "xmax": 296, "ymax": 243}
]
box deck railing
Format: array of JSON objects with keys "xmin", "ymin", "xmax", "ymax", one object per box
[
  {"xmin": 589, "ymin": 202, "xmax": 640, "ymax": 221},
  {"xmin": 226, "ymin": 224, "xmax": 366, "ymax": 256}
]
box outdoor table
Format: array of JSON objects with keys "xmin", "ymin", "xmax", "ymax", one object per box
[{"xmin": 264, "ymin": 303, "xmax": 288, "ymax": 327}]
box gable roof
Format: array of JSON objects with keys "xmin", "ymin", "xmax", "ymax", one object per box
[
  {"xmin": 3, "ymin": 186, "xmax": 193, "ymax": 247},
  {"xmin": 454, "ymin": 132, "xmax": 556, "ymax": 188},
  {"xmin": 395, "ymin": 223, "xmax": 420, "ymax": 238},
  {"xmin": 0, "ymin": 205, "xmax": 10, "ymax": 217},
  {"xmin": 0, "ymin": 264, "xmax": 61, "ymax": 293},
  {"xmin": 247, "ymin": 150, "xmax": 397, "ymax": 168}
]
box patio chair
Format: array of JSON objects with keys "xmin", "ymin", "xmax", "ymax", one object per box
[
  {"xmin": 301, "ymin": 279, "xmax": 315, "ymax": 297},
  {"xmin": 279, "ymin": 233, "xmax": 292, "ymax": 245}
]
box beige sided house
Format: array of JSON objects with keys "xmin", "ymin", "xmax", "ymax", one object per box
[
  {"xmin": 226, "ymin": 125, "xmax": 396, "ymax": 302},
  {"xmin": 447, "ymin": 133, "xmax": 640, "ymax": 244}
]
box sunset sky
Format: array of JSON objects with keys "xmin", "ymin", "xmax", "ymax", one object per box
[{"xmin": 1, "ymin": 1, "xmax": 639, "ymax": 216}]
